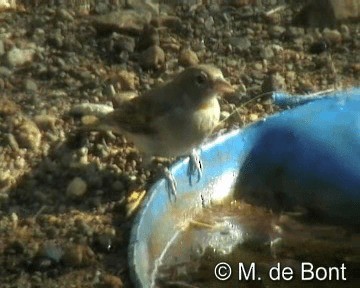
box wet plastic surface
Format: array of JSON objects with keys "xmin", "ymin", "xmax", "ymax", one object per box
[{"xmin": 129, "ymin": 88, "xmax": 360, "ymax": 288}]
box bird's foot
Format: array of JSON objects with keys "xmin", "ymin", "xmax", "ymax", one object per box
[
  {"xmin": 164, "ymin": 167, "xmax": 177, "ymax": 202},
  {"xmin": 187, "ymin": 149, "xmax": 203, "ymax": 186}
]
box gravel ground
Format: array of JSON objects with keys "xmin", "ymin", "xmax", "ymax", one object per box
[{"xmin": 0, "ymin": 1, "xmax": 359, "ymax": 287}]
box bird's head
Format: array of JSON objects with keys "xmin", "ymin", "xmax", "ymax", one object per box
[{"xmin": 176, "ymin": 64, "xmax": 235, "ymax": 107}]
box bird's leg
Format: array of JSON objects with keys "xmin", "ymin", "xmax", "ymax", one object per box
[
  {"xmin": 164, "ymin": 167, "xmax": 177, "ymax": 202},
  {"xmin": 187, "ymin": 148, "xmax": 203, "ymax": 185},
  {"xmin": 149, "ymin": 156, "xmax": 177, "ymax": 202}
]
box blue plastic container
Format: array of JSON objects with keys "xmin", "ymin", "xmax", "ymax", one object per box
[{"xmin": 129, "ymin": 88, "xmax": 360, "ymax": 288}]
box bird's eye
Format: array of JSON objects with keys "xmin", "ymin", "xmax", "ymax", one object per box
[{"xmin": 195, "ymin": 72, "xmax": 207, "ymax": 86}]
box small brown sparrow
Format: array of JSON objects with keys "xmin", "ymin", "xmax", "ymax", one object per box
[{"xmin": 87, "ymin": 64, "xmax": 234, "ymax": 197}]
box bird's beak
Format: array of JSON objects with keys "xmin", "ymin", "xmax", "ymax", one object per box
[{"xmin": 213, "ymin": 78, "xmax": 235, "ymax": 94}]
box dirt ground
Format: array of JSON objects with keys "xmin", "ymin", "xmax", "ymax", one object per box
[{"xmin": 0, "ymin": 1, "xmax": 359, "ymax": 287}]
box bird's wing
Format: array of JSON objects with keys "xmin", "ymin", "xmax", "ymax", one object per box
[{"xmin": 102, "ymin": 90, "xmax": 174, "ymax": 135}]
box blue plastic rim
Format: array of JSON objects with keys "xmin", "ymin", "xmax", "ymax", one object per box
[{"xmin": 129, "ymin": 88, "xmax": 360, "ymax": 288}]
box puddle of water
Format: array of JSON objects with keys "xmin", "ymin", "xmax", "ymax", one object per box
[{"xmin": 154, "ymin": 201, "xmax": 360, "ymax": 287}]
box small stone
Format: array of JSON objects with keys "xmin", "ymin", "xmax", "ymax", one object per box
[
  {"xmin": 24, "ymin": 79, "xmax": 38, "ymax": 92},
  {"xmin": 70, "ymin": 103, "xmax": 114, "ymax": 118},
  {"xmin": 178, "ymin": 48, "xmax": 199, "ymax": 67},
  {"xmin": 323, "ymin": 28, "xmax": 342, "ymax": 44},
  {"xmin": 249, "ymin": 114, "xmax": 259, "ymax": 121},
  {"xmin": 94, "ymin": 2, "xmax": 110, "ymax": 14},
  {"xmin": 48, "ymin": 31, "xmax": 64, "ymax": 48},
  {"xmin": 14, "ymin": 118, "xmax": 42, "ymax": 150},
  {"xmin": 220, "ymin": 111, "xmax": 230, "ymax": 121},
  {"xmin": 56, "ymin": 8, "xmax": 74, "ymax": 22},
  {"xmin": 340, "ymin": 24, "xmax": 350, "ymax": 38},
  {"xmin": 117, "ymin": 70, "xmax": 138, "ymax": 90},
  {"xmin": 0, "ymin": 40, "xmax": 4, "ymax": 56},
  {"xmin": 33, "ymin": 115, "xmax": 57, "ymax": 131},
  {"xmin": 66, "ymin": 177, "xmax": 87, "ymax": 198},
  {"xmin": 5, "ymin": 47, "xmax": 35, "ymax": 67},
  {"xmin": 0, "ymin": 98, "xmax": 20, "ymax": 116},
  {"xmin": 112, "ymin": 91, "xmax": 138, "ymax": 107},
  {"xmin": 161, "ymin": 37, "xmax": 181, "ymax": 52},
  {"xmin": 269, "ymin": 25, "xmax": 286, "ymax": 37},
  {"xmin": 260, "ymin": 45, "xmax": 275, "ymax": 60},
  {"xmin": 140, "ymin": 45, "xmax": 165, "ymax": 70},
  {"xmin": 254, "ymin": 63, "xmax": 263, "ymax": 71},
  {"xmin": 126, "ymin": 0, "xmax": 159, "ymax": 15},
  {"xmin": 226, "ymin": 59, "xmax": 238, "ymax": 67},
  {"xmin": 62, "ymin": 244, "xmax": 95, "ymax": 267},
  {"xmin": 229, "ymin": 37, "xmax": 251, "ymax": 52},
  {"xmin": 0, "ymin": 66, "xmax": 12, "ymax": 77},
  {"xmin": 0, "ymin": 0, "xmax": 16, "ymax": 10},
  {"xmin": 110, "ymin": 33, "xmax": 135, "ymax": 53},
  {"xmin": 7, "ymin": 133, "xmax": 19, "ymax": 151},
  {"xmin": 102, "ymin": 274, "xmax": 123, "ymax": 288},
  {"xmin": 93, "ymin": 9, "xmax": 152, "ymax": 35},
  {"xmin": 37, "ymin": 243, "xmax": 64, "ymax": 263},
  {"xmin": 286, "ymin": 71, "xmax": 296, "ymax": 82},
  {"xmin": 204, "ymin": 16, "xmax": 215, "ymax": 30}
]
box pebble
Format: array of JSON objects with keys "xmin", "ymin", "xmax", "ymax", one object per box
[
  {"xmin": 0, "ymin": 0, "xmax": 16, "ymax": 10},
  {"xmin": 14, "ymin": 118, "xmax": 42, "ymax": 150},
  {"xmin": 286, "ymin": 71, "xmax": 297, "ymax": 82},
  {"xmin": 323, "ymin": 28, "xmax": 342, "ymax": 44},
  {"xmin": 220, "ymin": 111, "xmax": 231, "ymax": 121},
  {"xmin": 340, "ymin": 24, "xmax": 350, "ymax": 39},
  {"xmin": 0, "ymin": 98, "xmax": 20, "ymax": 116},
  {"xmin": 117, "ymin": 70, "xmax": 138, "ymax": 90},
  {"xmin": 56, "ymin": 8, "xmax": 74, "ymax": 22},
  {"xmin": 110, "ymin": 33, "xmax": 135, "ymax": 53},
  {"xmin": 140, "ymin": 45, "xmax": 165, "ymax": 70},
  {"xmin": 37, "ymin": 243, "xmax": 64, "ymax": 263},
  {"xmin": 70, "ymin": 103, "xmax": 114, "ymax": 118},
  {"xmin": 93, "ymin": 9, "xmax": 152, "ymax": 35},
  {"xmin": 204, "ymin": 16, "xmax": 215, "ymax": 30},
  {"xmin": 112, "ymin": 91, "xmax": 138, "ymax": 107},
  {"xmin": 178, "ymin": 48, "xmax": 199, "ymax": 67},
  {"xmin": 161, "ymin": 37, "xmax": 181, "ymax": 52},
  {"xmin": 7, "ymin": 133, "xmax": 20, "ymax": 151},
  {"xmin": 249, "ymin": 113, "xmax": 259, "ymax": 121},
  {"xmin": 269, "ymin": 25, "xmax": 286, "ymax": 37},
  {"xmin": 126, "ymin": 0, "xmax": 159, "ymax": 15},
  {"xmin": 66, "ymin": 177, "xmax": 87, "ymax": 198},
  {"xmin": 229, "ymin": 37, "xmax": 251, "ymax": 52},
  {"xmin": 0, "ymin": 39, "xmax": 4, "ymax": 55},
  {"xmin": 5, "ymin": 47, "xmax": 35, "ymax": 67},
  {"xmin": 102, "ymin": 274, "xmax": 124, "ymax": 288},
  {"xmin": 260, "ymin": 45, "xmax": 275, "ymax": 60},
  {"xmin": 24, "ymin": 79, "xmax": 38, "ymax": 92},
  {"xmin": 0, "ymin": 66, "xmax": 12, "ymax": 77},
  {"xmin": 62, "ymin": 244, "xmax": 95, "ymax": 267},
  {"xmin": 254, "ymin": 63, "xmax": 263, "ymax": 71},
  {"xmin": 33, "ymin": 115, "xmax": 57, "ymax": 131}
]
